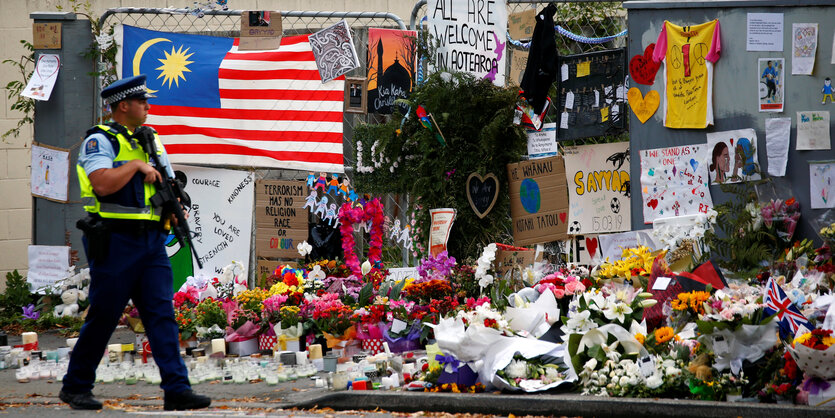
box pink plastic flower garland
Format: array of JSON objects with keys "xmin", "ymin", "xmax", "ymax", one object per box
[{"xmin": 338, "ymin": 199, "xmax": 385, "ymax": 277}]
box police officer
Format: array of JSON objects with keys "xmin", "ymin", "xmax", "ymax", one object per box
[{"xmin": 60, "ymin": 75, "xmax": 210, "ymax": 411}]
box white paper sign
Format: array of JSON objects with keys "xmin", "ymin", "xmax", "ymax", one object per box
[
  {"xmin": 640, "ymin": 144, "xmax": 713, "ymax": 224},
  {"xmin": 652, "ymin": 277, "xmax": 672, "ymax": 291},
  {"xmin": 792, "ymin": 23, "xmax": 817, "ymax": 75},
  {"xmin": 598, "ymin": 230, "xmax": 657, "ymax": 261},
  {"xmin": 27, "ymin": 245, "xmax": 70, "ymax": 291},
  {"xmin": 427, "ymin": 0, "xmax": 508, "ymax": 86},
  {"xmin": 30, "ymin": 144, "xmax": 70, "ymax": 202},
  {"xmin": 428, "ymin": 208, "xmax": 456, "ymax": 257},
  {"xmin": 526, "ymin": 123, "xmax": 557, "ymax": 159},
  {"xmin": 387, "ymin": 267, "xmax": 419, "ymax": 283},
  {"xmin": 797, "ymin": 111, "xmax": 831, "ymax": 150},
  {"xmin": 810, "ymin": 161, "xmax": 835, "ymax": 209},
  {"xmin": 22, "ymin": 54, "xmax": 60, "ymax": 101},
  {"xmin": 706, "ymin": 129, "xmax": 762, "ymax": 184},
  {"xmin": 563, "ymin": 234, "xmax": 601, "ymax": 265},
  {"xmin": 172, "ymin": 165, "xmax": 255, "ymax": 279},
  {"xmin": 563, "ymin": 142, "xmax": 631, "ymax": 235},
  {"xmin": 765, "ymin": 118, "xmax": 791, "ymax": 177},
  {"xmin": 746, "ymin": 13, "xmax": 783, "ymax": 52}
]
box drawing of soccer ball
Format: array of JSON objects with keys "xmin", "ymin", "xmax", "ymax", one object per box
[
  {"xmin": 568, "ymin": 221, "xmax": 582, "ymax": 234},
  {"xmin": 610, "ymin": 198, "xmax": 620, "ymax": 214}
]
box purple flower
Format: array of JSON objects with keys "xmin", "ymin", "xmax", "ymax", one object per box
[
  {"xmin": 445, "ymin": 169, "xmax": 456, "ymax": 180},
  {"xmin": 22, "ymin": 304, "xmax": 39, "ymax": 320}
]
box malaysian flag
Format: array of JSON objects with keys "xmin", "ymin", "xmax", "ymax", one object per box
[
  {"xmin": 117, "ymin": 25, "xmax": 344, "ymax": 172},
  {"xmin": 763, "ymin": 276, "xmax": 813, "ymax": 337}
]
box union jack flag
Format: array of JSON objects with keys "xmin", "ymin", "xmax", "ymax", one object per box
[{"xmin": 763, "ymin": 276, "xmax": 813, "ymax": 336}]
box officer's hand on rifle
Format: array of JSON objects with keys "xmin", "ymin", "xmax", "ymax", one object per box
[{"xmin": 135, "ymin": 161, "xmax": 162, "ymax": 184}]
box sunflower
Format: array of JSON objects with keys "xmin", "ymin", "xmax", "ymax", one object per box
[{"xmin": 654, "ymin": 326, "xmax": 675, "ymax": 344}]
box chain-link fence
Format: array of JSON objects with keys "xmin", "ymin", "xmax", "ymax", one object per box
[{"xmin": 95, "ymin": 8, "xmax": 414, "ymax": 273}]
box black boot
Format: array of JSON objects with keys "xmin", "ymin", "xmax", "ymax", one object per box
[
  {"xmin": 59, "ymin": 390, "xmax": 103, "ymax": 410},
  {"xmin": 164, "ymin": 389, "xmax": 211, "ymax": 411}
]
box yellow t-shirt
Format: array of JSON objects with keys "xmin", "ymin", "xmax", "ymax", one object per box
[{"xmin": 652, "ymin": 20, "xmax": 722, "ymax": 129}]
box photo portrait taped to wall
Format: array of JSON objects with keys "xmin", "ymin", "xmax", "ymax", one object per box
[{"xmin": 61, "ymin": 74, "xmax": 211, "ymax": 411}]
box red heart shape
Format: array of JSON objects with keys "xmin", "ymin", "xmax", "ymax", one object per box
[
  {"xmin": 585, "ymin": 237, "xmax": 598, "ymax": 259},
  {"xmin": 629, "ymin": 43, "xmax": 661, "ymax": 85},
  {"xmin": 692, "ymin": 188, "xmax": 697, "ymax": 194},
  {"xmin": 730, "ymin": 139, "xmax": 734, "ymax": 146},
  {"xmin": 559, "ymin": 212, "xmax": 567, "ymax": 223},
  {"xmin": 647, "ymin": 199, "xmax": 659, "ymax": 209}
]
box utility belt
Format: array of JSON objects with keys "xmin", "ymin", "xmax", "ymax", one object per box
[{"xmin": 76, "ymin": 215, "xmax": 164, "ymax": 260}]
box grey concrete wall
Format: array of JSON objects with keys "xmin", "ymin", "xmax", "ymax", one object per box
[{"xmin": 625, "ymin": 2, "xmax": 835, "ymax": 243}]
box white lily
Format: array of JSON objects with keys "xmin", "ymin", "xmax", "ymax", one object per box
[
  {"xmin": 602, "ymin": 301, "xmax": 633, "ymax": 323},
  {"xmin": 361, "ymin": 259, "xmax": 372, "ymax": 276}
]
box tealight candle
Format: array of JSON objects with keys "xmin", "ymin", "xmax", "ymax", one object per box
[{"xmin": 211, "ymin": 339, "xmax": 226, "ymax": 357}]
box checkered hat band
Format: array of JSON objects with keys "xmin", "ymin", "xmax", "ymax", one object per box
[{"xmin": 104, "ymin": 84, "xmax": 148, "ymax": 105}]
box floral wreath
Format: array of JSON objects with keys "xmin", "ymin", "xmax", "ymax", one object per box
[{"xmin": 338, "ymin": 198, "xmax": 385, "ymax": 276}]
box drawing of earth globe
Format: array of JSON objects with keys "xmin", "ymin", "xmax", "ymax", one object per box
[{"xmin": 519, "ymin": 178, "xmax": 540, "ymax": 214}]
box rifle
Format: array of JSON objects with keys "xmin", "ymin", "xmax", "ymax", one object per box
[{"xmin": 133, "ymin": 126, "xmax": 204, "ymax": 269}]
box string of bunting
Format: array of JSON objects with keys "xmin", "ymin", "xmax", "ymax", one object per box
[{"xmin": 506, "ymin": 26, "xmax": 628, "ymax": 49}]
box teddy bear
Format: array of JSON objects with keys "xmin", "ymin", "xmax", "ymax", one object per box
[{"xmin": 54, "ymin": 286, "xmax": 87, "ymax": 318}]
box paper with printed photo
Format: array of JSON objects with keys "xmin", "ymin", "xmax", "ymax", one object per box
[
  {"xmin": 22, "ymin": 54, "xmax": 60, "ymax": 101},
  {"xmin": 765, "ymin": 118, "xmax": 791, "ymax": 177},
  {"xmin": 810, "ymin": 161, "xmax": 835, "ymax": 209},
  {"xmin": 758, "ymin": 58, "xmax": 784, "ymax": 112},
  {"xmin": 792, "ymin": 23, "xmax": 817, "ymax": 75},
  {"xmin": 706, "ymin": 129, "xmax": 762, "ymax": 184},
  {"xmin": 640, "ymin": 144, "xmax": 713, "ymax": 224},
  {"xmin": 797, "ymin": 111, "xmax": 831, "ymax": 150}
]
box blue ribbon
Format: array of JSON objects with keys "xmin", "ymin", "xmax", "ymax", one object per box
[
  {"xmin": 506, "ymin": 26, "xmax": 627, "ymax": 49},
  {"xmin": 435, "ymin": 354, "xmax": 460, "ymax": 373}
]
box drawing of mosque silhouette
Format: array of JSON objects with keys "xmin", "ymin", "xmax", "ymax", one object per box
[{"xmin": 367, "ymin": 36, "xmax": 411, "ymax": 115}]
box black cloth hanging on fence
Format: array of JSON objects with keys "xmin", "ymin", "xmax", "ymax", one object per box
[{"xmin": 520, "ymin": 3, "xmax": 558, "ymax": 114}]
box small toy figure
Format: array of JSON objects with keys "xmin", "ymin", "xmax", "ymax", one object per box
[
  {"xmin": 823, "ymin": 77, "xmax": 834, "ymax": 104},
  {"xmin": 328, "ymin": 174, "xmax": 340, "ymax": 195},
  {"xmin": 306, "ymin": 172, "xmax": 316, "ymax": 188},
  {"xmin": 315, "ymin": 172, "xmax": 328, "ymax": 192},
  {"xmin": 399, "ymin": 225, "xmax": 413, "ymax": 250},
  {"xmin": 303, "ymin": 190, "xmax": 317, "ymax": 212}
]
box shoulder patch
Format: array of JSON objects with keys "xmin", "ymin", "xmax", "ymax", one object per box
[{"xmin": 85, "ymin": 138, "xmax": 100, "ymax": 154}]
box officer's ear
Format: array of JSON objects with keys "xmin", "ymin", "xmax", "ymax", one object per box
[{"xmin": 112, "ymin": 100, "xmax": 128, "ymax": 113}]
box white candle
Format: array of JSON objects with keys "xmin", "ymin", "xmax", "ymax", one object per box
[
  {"xmin": 211, "ymin": 338, "xmax": 226, "ymax": 356},
  {"xmin": 21, "ymin": 332, "xmax": 37, "ymax": 346},
  {"xmin": 308, "ymin": 344, "xmax": 323, "ymax": 359}
]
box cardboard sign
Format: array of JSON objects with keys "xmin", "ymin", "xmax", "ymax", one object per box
[
  {"xmin": 508, "ymin": 9, "xmax": 536, "ymax": 41},
  {"xmin": 427, "ymin": 0, "xmax": 508, "ymax": 87},
  {"xmin": 466, "ymin": 172, "xmax": 499, "ymax": 219},
  {"xmin": 27, "ymin": 245, "xmax": 69, "ymax": 292},
  {"xmin": 33, "ymin": 22, "xmax": 61, "ymax": 49},
  {"xmin": 508, "ymin": 48, "xmax": 529, "ymax": 87},
  {"xmin": 255, "ymin": 180, "xmax": 309, "ymax": 259},
  {"xmin": 507, "ymin": 155, "xmax": 569, "ymax": 245},
  {"xmin": 493, "ymin": 244, "xmax": 542, "ymax": 274},
  {"xmin": 239, "ymin": 11, "xmax": 282, "ymax": 50},
  {"xmin": 564, "ymin": 142, "xmax": 631, "ymax": 235},
  {"xmin": 30, "ymin": 143, "xmax": 69, "ymax": 202},
  {"xmin": 562, "ymin": 234, "xmax": 602, "ymax": 265}
]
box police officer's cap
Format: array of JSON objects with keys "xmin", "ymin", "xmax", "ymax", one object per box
[{"xmin": 101, "ymin": 74, "xmax": 155, "ymax": 106}]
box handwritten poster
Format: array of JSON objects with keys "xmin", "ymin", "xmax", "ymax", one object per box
[
  {"xmin": 746, "ymin": 13, "xmax": 783, "ymax": 52},
  {"xmin": 810, "ymin": 161, "xmax": 835, "ymax": 209},
  {"xmin": 556, "ymin": 49, "xmax": 627, "ymax": 141},
  {"xmin": 255, "ymin": 180, "xmax": 309, "ymax": 259},
  {"xmin": 427, "ymin": 0, "xmax": 508, "ymax": 86},
  {"xmin": 508, "ymin": 48, "xmax": 529, "ymax": 86},
  {"xmin": 758, "ymin": 58, "xmax": 784, "ymax": 112},
  {"xmin": 562, "ymin": 234, "xmax": 602, "ymax": 265},
  {"xmin": 563, "ymin": 142, "xmax": 631, "ymax": 235},
  {"xmin": 508, "ymin": 9, "xmax": 535, "ymax": 41},
  {"xmin": 507, "ymin": 155, "xmax": 569, "ymax": 245},
  {"xmin": 599, "ymin": 230, "xmax": 658, "ymax": 262},
  {"xmin": 797, "ymin": 111, "xmax": 831, "ymax": 150},
  {"xmin": 22, "ymin": 54, "xmax": 59, "ymax": 101},
  {"xmin": 27, "ymin": 245, "xmax": 69, "ymax": 291},
  {"xmin": 706, "ymin": 129, "xmax": 762, "ymax": 184},
  {"xmin": 367, "ymin": 28, "xmax": 416, "ymax": 114},
  {"xmin": 640, "ymin": 144, "xmax": 713, "ymax": 224},
  {"xmin": 30, "ymin": 143, "xmax": 69, "ymax": 202},
  {"xmin": 172, "ymin": 165, "xmax": 254, "ymax": 287},
  {"xmin": 792, "ymin": 23, "xmax": 817, "ymax": 75}
]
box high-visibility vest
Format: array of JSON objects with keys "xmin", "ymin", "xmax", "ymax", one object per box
[{"xmin": 77, "ymin": 123, "xmax": 163, "ymax": 221}]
